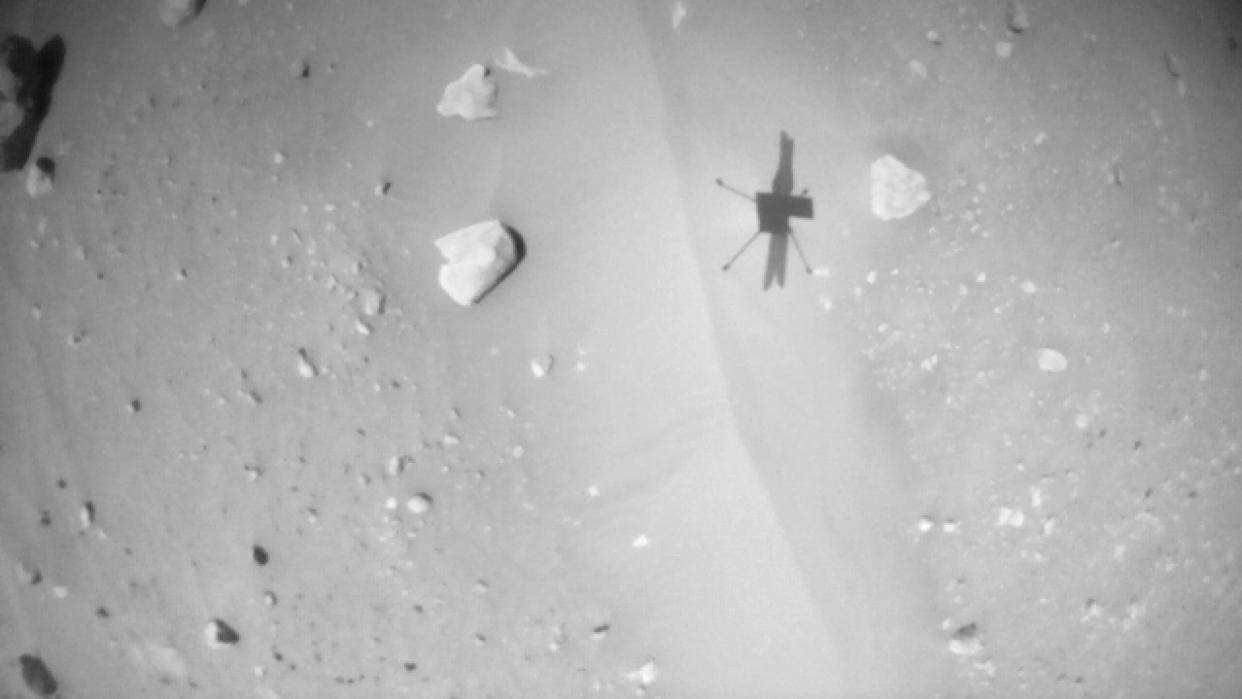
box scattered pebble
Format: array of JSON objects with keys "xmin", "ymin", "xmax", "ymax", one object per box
[
  {"xmin": 252, "ymin": 545, "xmax": 269, "ymax": 566},
  {"xmin": 79, "ymin": 501, "xmax": 95, "ymax": 530},
  {"xmin": 1020, "ymin": 279, "xmax": 1037, "ymax": 294},
  {"xmin": 204, "ymin": 619, "xmax": 241, "ymax": 648},
  {"xmin": 917, "ymin": 515, "xmax": 936, "ymax": 532},
  {"xmin": 19, "ymin": 654, "xmax": 58, "ymax": 697},
  {"xmin": 51, "ymin": 585, "xmax": 69, "ymax": 599},
  {"xmin": 1037, "ymin": 348, "xmax": 1068, "ymax": 372},
  {"xmin": 387, "ymin": 455, "xmax": 414, "ymax": 477},
  {"xmin": 632, "ymin": 534, "xmax": 650, "ymax": 549},
  {"xmin": 357, "ymin": 287, "xmax": 385, "ymax": 317},
  {"xmin": 406, "ymin": 492, "xmax": 433, "ymax": 515},
  {"xmin": 948, "ymin": 623, "xmax": 982, "ymax": 656},
  {"xmin": 1005, "ymin": 0, "xmax": 1029, "ymax": 33},
  {"xmin": 941, "ymin": 519, "xmax": 961, "ymax": 534},
  {"xmin": 626, "ymin": 659, "xmax": 659, "ymax": 689},
  {"xmin": 591, "ymin": 623, "xmax": 611, "ymax": 640},
  {"xmin": 530, "ymin": 354, "xmax": 554, "ymax": 378},
  {"xmin": 15, "ymin": 561, "xmax": 42, "ymax": 585},
  {"xmin": 291, "ymin": 59, "xmax": 310, "ymax": 79},
  {"xmin": 1164, "ymin": 50, "xmax": 1183, "ymax": 78},
  {"xmin": 295, "ymin": 348, "xmax": 317, "ymax": 378},
  {"xmin": 263, "ymin": 590, "xmax": 278, "ymax": 606},
  {"xmin": 374, "ymin": 179, "xmax": 392, "ymax": 196},
  {"xmin": 996, "ymin": 41, "xmax": 1014, "ymax": 59},
  {"xmin": 995, "ymin": 507, "xmax": 1025, "ymax": 527},
  {"xmin": 926, "ymin": 29, "xmax": 942, "ymax": 45},
  {"xmin": 25, "ymin": 157, "xmax": 54, "ymax": 198}
]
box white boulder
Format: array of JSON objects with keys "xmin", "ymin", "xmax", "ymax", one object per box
[
  {"xmin": 870, "ymin": 154, "xmax": 931, "ymax": 221},
  {"xmin": 434, "ymin": 220, "xmax": 519, "ymax": 306},
  {"xmin": 436, "ymin": 64, "xmax": 498, "ymax": 120}
]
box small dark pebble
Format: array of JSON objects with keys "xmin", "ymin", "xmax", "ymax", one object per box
[
  {"xmin": 252, "ymin": 545, "xmax": 269, "ymax": 566},
  {"xmin": 96, "ymin": 606, "xmax": 110, "ymax": 618},
  {"xmin": 19, "ymin": 654, "xmax": 58, "ymax": 697},
  {"xmin": 403, "ymin": 662, "xmax": 417, "ymax": 672}
]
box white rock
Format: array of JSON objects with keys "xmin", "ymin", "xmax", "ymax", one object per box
[
  {"xmin": 492, "ymin": 47, "xmax": 547, "ymax": 78},
  {"xmin": 434, "ymin": 220, "xmax": 519, "ymax": 306},
  {"xmin": 407, "ymin": 492, "xmax": 433, "ymax": 514},
  {"xmin": 870, "ymin": 155, "xmax": 930, "ymax": 221},
  {"xmin": 530, "ymin": 354, "xmax": 553, "ymax": 378},
  {"xmin": 159, "ymin": 0, "xmax": 205, "ymax": 27},
  {"xmin": 1037, "ymin": 348, "xmax": 1068, "ymax": 372},
  {"xmin": 436, "ymin": 64, "xmax": 498, "ymax": 120},
  {"xmin": 626, "ymin": 659, "xmax": 659, "ymax": 688},
  {"xmin": 25, "ymin": 157, "xmax": 53, "ymax": 198},
  {"xmin": 996, "ymin": 41, "xmax": 1014, "ymax": 59}
]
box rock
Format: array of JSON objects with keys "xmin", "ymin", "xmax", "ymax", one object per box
[
  {"xmin": 204, "ymin": 619, "xmax": 240, "ymax": 648},
  {"xmin": 406, "ymin": 492, "xmax": 433, "ymax": 514},
  {"xmin": 1164, "ymin": 50, "xmax": 1183, "ymax": 78},
  {"xmin": 436, "ymin": 64, "xmax": 498, "ymax": 120},
  {"xmin": 870, "ymin": 155, "xmax": 931, "ymax": 221},
  {"xmin": 19, "ymin": 654, "xmax": 58, "ymax": 696},
  {"xmin": 530, "ymin": 354, "xmax": 553, "ymax": 378},
  {"xmin": 995, "ymin": 40, "xmax": 1014, "ymax": 58},
  {"xmin": 1037, "ymin": 348, "xmax": 1068, "ymax": 372},
  {"xmin": 948, "ymin": 623, "xmax": 983, "ymax": 656},
  {"xmin": 434, "ymin": 220, "xmax": 521, "ymax": 306},
  {"xmin": 625, "ymin": 659, "xmax": 659, "ymax": 689},
  {"xmin": 1006, "ymin": 0, "xmax": 1030, "ymax": 33},
  {"xmin": 26, "ymin": 156, "xmax": 53, "ymax": 197},
  {"xmin": 492, "ymin": 47, "xmax": 547, "ymax": 78},
  {"xmin": 159, "ymin": 0, "xmax": 206, "ymax": 27}
]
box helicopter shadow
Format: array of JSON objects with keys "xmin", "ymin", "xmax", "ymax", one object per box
[{"xmin": 719, "ymin": 130, "xmax": 815, "ymax": 290}]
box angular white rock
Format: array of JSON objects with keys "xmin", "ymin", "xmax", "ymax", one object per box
[
  {"xmin": 1037, "ymin": 348, "xmax": 1068, "ymax": 372},
  {"xmin": 492, "ymin": 47, "xmax": 547, "ymax": 78},
  {"xmin": 434, "ymin": 220, "xmax": 519, "ymax": 306},
  {"xmin": 870, "ymin": 154, "xmax": 930, "ymax": 221},
  {"xmin": 436, "ymin": 64, "xmax": 498, "ymax": 120}
]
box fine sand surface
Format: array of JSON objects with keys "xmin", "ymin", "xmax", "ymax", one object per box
[{"xmin": 2, "ymin": 1, "xmax": 1242, "ymax": 698}]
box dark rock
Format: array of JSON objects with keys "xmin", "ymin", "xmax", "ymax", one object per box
[{"xmin": 19, "ymin": 654, "xmax": 58, "ymax": 697}]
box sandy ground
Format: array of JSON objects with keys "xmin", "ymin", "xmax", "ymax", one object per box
[{"xmin": 2, "ymin": 0, "xmax": 1242, "ymax": 697}]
